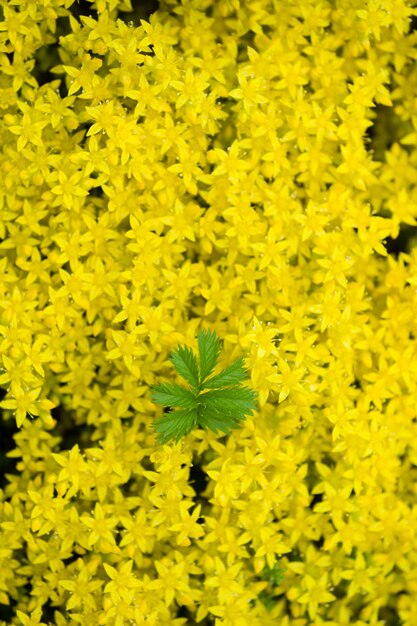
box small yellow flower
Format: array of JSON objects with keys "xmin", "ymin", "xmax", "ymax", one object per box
[
  {"xmin": 8, "ymin": 103, "xmax": 48, "ymax": 151},
  {"xmin": 297, "ymin": 572, "xmax": 336, "ymax": 619},
  {"xmin": 255, "ymin": 525, "xmax": 291, "ymax": 569},
  {"xmin": 16, "ymin": 609, "xmax": 47, "ymax": 626},
  {"xmin": 169, "ymin": 501, "xmax": 204, "ymax": 546},
  {"xmin": 103, "ymin": 560, "xmax": 141, "ymax": 604},
  {"xmin": 50, "ymin": 170, "xmax": 90, "ymax": 210},
  {"xmin": 205, "ymin": 557, "xmax": 244, "ymax": 602},
  {"xmin": 148, "ymin": 556, "xmax": 194, "ymax": 606},
  {"xmin": 0, "ymin": 386, "xmax": 54, "ymax": 428},
  {"xmin": 267, "ymin": 358, "xmax": 306, "ymax": 403},
  {"xmin": 60, "ymin": 560, "xmax": 103, "ymax": 611},
  {"xmin": 81, "ymin": 503, "xmax": 118, "ymax": 551}
]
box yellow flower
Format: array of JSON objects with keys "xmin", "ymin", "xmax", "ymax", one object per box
[
  {"xmin": 340, "ymin": 551, "xmax": 379, "ymax": 597},
  {"xmin": 148, "ymin": 555, "xmax": 194, "ymax": 606},
  {"xmin": 207, "ymin": 458, "xmax": 239, "ymax": 506},
  {"xmin": 209, "ymin": 140, "xmax": 251, "ymax": 184},
  {"xmin": 0, "ymin": 224, "xmax": 39, "ymax": 259},
  {"xmin": 2, "ymin": 0, "xmax": 417, "ymax": 622},
  {"xmin": 255, "ymin": 525, "xmax": 292, "ymax": 569},
  {"xmin": 8, "ymin": 103, "xmax": 48, "ymax": 151},
  {"xmin": 160, "ymin": 198, "xmax": 202, "ymax": 244},
  {"xmin": 119, "ymin": 508, "xmax": 155, "ymax": 555},
  {"xmin": 103, "ymin": 560, "xmax": 141, "ymax": 604},
  {"xmin": 267, "ymin": 358, "xmax": 306, "ymax": 403},
  {"xmin": 16, "ymin": 609, "xmax": 47, "ymax": 626},
  {"xmin": 16, "ymin": 249, "xmax": 52, "ymax": 289},
  {"xmin": 52, "ymin": 445, "xmax": 87, "ymax": 498},
  {"xmin": 297, "ymin": 572, "xmax": 336, "ymax": 619},
  {"xmin": 27, "ymin": 484, "xmax": 64, "ymax": 531},
  {"xmin": 60, "ymin": 559, "xmax": 103, "ymax": 611},
  {"xmin": 168, "ymin": 501, "xmax": 204, "ymax": 546},
  {"xmin": 167, "ymin": 143, "xmax": 204, "ymax": 196},
  {"xmin": 80, "ymin": 503, "xmax": 118, "ymax": 551},
  {"xmin": 50, "ymin": 170, "xmax": 90, "ymax": 210},
  {"xmin": 172, "ymin": 66, "xmax": 210, "ymax": 109},
  {"xmin": 217, "ymin": 527, "xmax": 251, "ymax": 566},
  {"xmin": 62, "ymin": 53, "xmax": 102, "ymax": 96},
  {"xmin": 230, "ymin": 446, "xmax": 268, "ymax": 493},
  {"xmin": 0, "ymin": 386, "xmax": 54, "ymax": 428},
  {"xmin": 229, "ymin": 70, "xmax": 269, "ymax": 108},
  {"xmin": 0, "ymin": 352, "xmax": 39, "ymax": 395},
  {"xmin": 205, "ymin": 556, "xmax": 244, "ymax": 602}
]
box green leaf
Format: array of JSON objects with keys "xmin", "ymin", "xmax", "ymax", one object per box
[
  {"xmin": 151, "ymin": 330, "xmax": 258, "ymax": 444},
  {"xmin": 258, "ymin": 589, "xmax": 276, "ymax": 611},
  {"xmin": 170, "ymin": 343, "xmax": 200, "ymax": 389},
  {"xmin": 196, "ymin": 407, "xmax": 237, "ymax": 435},
  {"xmin": 201, "ymin": 356, "xmax": 250, "ymax": 389},
  {"xmin": 199, "ymin": 387, "xmax": 258, "ymax": 418},
  {"xmin": 150, "ymin": 383, "xmax": 197, "ymax": 410},
  {"xmin": 198, "ymin": 329, "xmax": 221, "ymax": 382},
  {"xmin": 153, "ymin": 408, "xmax": 197, "ymax": 444},
  {"xmin": 261, "ymin": 562, "xmax": 286, "ymax": 586}
]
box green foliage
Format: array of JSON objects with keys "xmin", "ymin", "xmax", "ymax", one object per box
[
  {"xmin": 261, "ymin": 561, "xmax": 286, "ymax": 587},
  {"xmin": 150, "ymin": 329, "xmax": 258, "ymax": 444},
  {"xmin": 258, "ymin": 561, "xmax": 286, "ymax": 611},
  {"xmin": 258, "ymin": 589, "xmax": 277, "ymax": 611}
]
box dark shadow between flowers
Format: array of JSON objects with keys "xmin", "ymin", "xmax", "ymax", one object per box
[
  {"xmin": 118, "ymin": 0, "xmax": 160, "ymax": 22},
  {"xmin": 365, "ymin": 103, "xmax": 406, "ymax": 162},
  {"xmin": 0, "ymin": 402, "xmax": 19, "ymax": 490},
  {"xmin": 378, "ymin": 606, "xmax": 401, "ymax": 626},
  {"xmin": 385, "ymin": 225, "xmax": 417, "ymax": 258},
  {"xmin": 32, "ymin": 1, "xmax": 98, "ymax": 90},
  {"xmin": 189, "ymin": 460, "xmax": 209, "ymax": 510},
  {"xmin": 50, "ymin": 404, "xmax": 95, "ymax": 452},
  {"xmin": 176, "ymin": 605, "xmax": 214, "ymax": 625},
  {"xmin": 0, "ymin": 602, "xmax": 14, "ymax": 622}
]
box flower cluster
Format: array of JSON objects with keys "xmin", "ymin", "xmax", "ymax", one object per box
[{"xmin": 1, "ymin": 0, "xmax": 417, "ymax": 624}]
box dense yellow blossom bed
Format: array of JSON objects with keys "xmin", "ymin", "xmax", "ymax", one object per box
[{"xmin": 1, "ymin": 0, "xmax": 417, "ymax": 624}]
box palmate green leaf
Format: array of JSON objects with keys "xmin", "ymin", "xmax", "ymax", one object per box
[
  {"xmin": 153, "ymin": 408, "xmax": 197, "ymax": 444},
  {"xmin": 151, "ymin": 329, "xmax": 258, "ymax": 444},
  {"xmin": 201, "ymin": 356, "xmax": 250, "ymax": 390},
  {"xmin": 197, "ymin": 413, "xmax": 233, "ymax": 435},
  {"xmin": 198, "ymin": 329, "xmax": 221, "ymax": 382},
  {"xmin": 199, "ymin": 387, "xmax": 258, "ymax": 419},
  {"xmin": 150, "ymin": 382, "xmax": 197, "ymax": 410},
  {"xmin": 169, "ymin": 343, "xmax": 200, "ymax": 390},
  {"xmin": 197, "ymin": 404, "xmax": 241, "ymax": 435}
]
